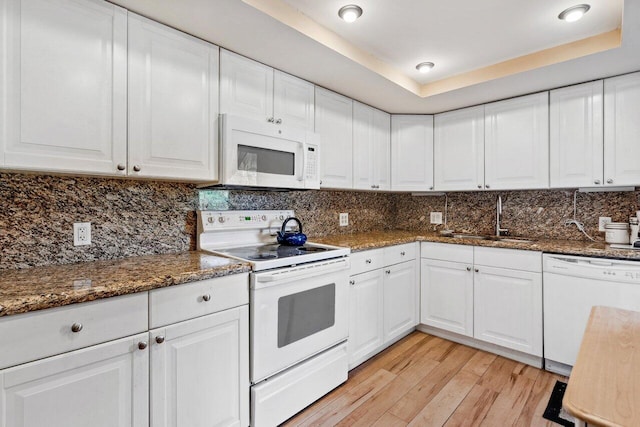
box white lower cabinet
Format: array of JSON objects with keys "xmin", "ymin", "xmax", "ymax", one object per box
[
  {"xmin": 420, "ymin": 243, "xmax": 542, "ymax": 359},
  {"xmin": 348, "ymin": 243, "xmax": 418, "ymax": 368},
  {"xmin": 421, "ymin": 258, "xmax": 474, "ymax": 337},
  {"xmin": 0, "ymin": 333, "xmax": 149, "ymax": 427},
  {"xmin": 473, "ymin": 265, "xmax": 542, "ymax": 356},
  {"xmin": 348, "ymin": 269, "xmax": 384, "ymax": 368},
  {"xmin": 149, "ymin": 306, "xmax": 249, "ymax": 427}
]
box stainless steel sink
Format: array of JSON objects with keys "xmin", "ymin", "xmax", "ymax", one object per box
[
  {"xmin": 452, "ymin": 234, "xmax": 490, "ymax": 240},
  {"xmin": 494, "ymin": 237, "xmax": 535, "ymax": 244}
]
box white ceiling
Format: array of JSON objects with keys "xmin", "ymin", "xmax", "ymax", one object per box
[
  {"xmin": 111, "ymin": 0, "xmax": 640, "ymax": 114},
  {"xmin": 282, "ymin": 0, "xmax": 623, "ymax": 84}
]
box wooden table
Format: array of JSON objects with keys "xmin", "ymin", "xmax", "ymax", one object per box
[{"xmin": 564, "ymin": 306, "xmax": 640, "ymax": 427}]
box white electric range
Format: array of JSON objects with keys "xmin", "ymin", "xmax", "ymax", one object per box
[{"xmin": 197, "ymin": 210, "xmax": 351, "ymax": 427}]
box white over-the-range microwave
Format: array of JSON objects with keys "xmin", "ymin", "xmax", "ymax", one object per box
[{"xmin": 216, "ymin": 114, "xmax": 320, "ymax": 190}]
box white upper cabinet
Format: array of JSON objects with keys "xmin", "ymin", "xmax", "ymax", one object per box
[
  {"xmin": 1, "ymin": 0, "xmax": 127, "ymax": 175},
  {"xmin": 434, "ymin": 106, "xmax": 485, "ymax": 191},
  {"xmin": 391, "ymin": 115, "xmax": 434, "ymax": 191},
  {"xmin": 220, "ymin": 50, "xmax": 314, "ymax": 131},
  {"xmin": 273, "ymin": 70, "xmax": 315, "ymax": 131},
  {"xmin": 550, "ymin": 81, "xmax": 604, "ymax": 188},
  {"xmin": 484, "ymin": 92, "xmax": 549, "ymax": 190},
  {"xmin": 315, "ymin": 87, "xmax": 353, "ymax": 189},
  {"xmin": 604, "ymin": 72, "xmax": 640, "ymax": 186},
  {"xmin": 353, "ymin": 102, "xmax": 390, "ymax": 191},
  {"xmin": 128, "ymin": 14, "xmax": 219, "ymax": 181}
]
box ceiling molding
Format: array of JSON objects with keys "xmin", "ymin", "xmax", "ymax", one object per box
[
  {"xmin": 421, "ymin": 29, "xmax": 622, "ymax": 97},
  {"xmin": 244, "ymin": 0, "xmax": 623, "ymax": 99}
]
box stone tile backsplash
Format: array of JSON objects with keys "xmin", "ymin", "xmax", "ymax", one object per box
[{"xmin": 1, "ymin": 172, "xmax": 639, "ymax": 270}]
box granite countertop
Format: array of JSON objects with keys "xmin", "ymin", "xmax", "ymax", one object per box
[
  {"xmin": 0, "ymin": 252, "xmax": 250, "ymax": 317},
  {"xmin": 314, "ymin": 230, "xmax": 640, "ymax": 261}
]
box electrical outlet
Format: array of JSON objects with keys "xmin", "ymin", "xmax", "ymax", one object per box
[
  {"xmin": 339, "ymin": 213, "xmax": 349, "ymax": 227},
  {"xmin": 73, "ymin": 222, "xmax": 92, "ymax": 246},
  {"xmin": 598, "ymin": 217, "xmax": 612, "ymax": 232},
  {"xmin": 430, "ymin": 212, "xmax": 443, "ymax": 225}
]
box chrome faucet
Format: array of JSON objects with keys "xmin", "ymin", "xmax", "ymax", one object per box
[{"xmin": 496, "ymin": 195, "xmax": 509, "ymax": 237}]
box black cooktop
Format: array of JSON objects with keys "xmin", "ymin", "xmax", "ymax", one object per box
[{"xmin": 219, "ymin": 244, "xmax": 330, "ymax": 261}]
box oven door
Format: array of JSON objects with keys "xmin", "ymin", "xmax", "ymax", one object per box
[
  {"xmin": 221, "ymin": 114, "xmax": 307, "ymax": 189},
  {"xmin": 250, "ymin": 257, "xmax": 350, "ymax": 383}
]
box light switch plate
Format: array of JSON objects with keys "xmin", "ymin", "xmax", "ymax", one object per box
[{"xmin": 430, "ymin": 212, "xmax": 443, "ymax": 225}]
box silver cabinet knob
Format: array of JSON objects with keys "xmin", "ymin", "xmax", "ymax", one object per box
[
  {"xmin": 474, "ymin": 268, "xmax": 479, "ymax": 273},
  {"xmin": 202, "ymin": 294, "xmax": 211, "ymax": 302},
  {"xmin": 466, "ymin": 266, "xmax": 472, "ymax": 271},
  {"xmin": 485, "ymin": 184, "xmax": 490, "ymax": 189},
  {"xmin": 477, "ymin": 184, "xmax": 482, "ymax": 189},
  {"xmin": 349, "ymin": 280, "xmax": 355, "ymax": 285},
  {"xmin": 275, "ymin": 118, "xmax": 282, "ymax": 124},
  {"xmin": 400, "ymin": 251, "xmax": 406, "ymax": 256},
  {"xmin": 365, "ymin": 259, "xmax": 372, "ymax": 264},
  {"xmin": 155, "ymin": 336, "xmax": 165, "ymax": 344},
  {"xmin": 385, "ymin": 270, "xmax": 391, "ymax": 274},
  {"xmin": 607, "ymin": 178, "xmax": 614, "ymax": 184},
  {"xmin": 371, "ymin": 185, "xmax": 375, "ymax": 189},
  {"xmin": 267, "ymin": 117, "xmax": 274, "ymax": 123},
  {"xmin": 133, "ymin": 165, "xmax": 141, "ymax": 172},
  {"xmin": 594, "ymin": 179, "xmax": 601, "ymax": 185},
  {"xmin": 71, "ymin": 323, "xmax": 83, "ymax": 333},
  {"xmin": 319, "ymin": 180, "xmax": 323, "ymax": 185},
  {"xmin": 138, "ymin": 341, "xmax": 148, "ymax": 350},
  {"xmin": 429, "ymin": 186, "xmax": 434, "ymax": 190},
  {"xmin": 117, "ymin": 164, "xmax": 126, "ymax": 171}
]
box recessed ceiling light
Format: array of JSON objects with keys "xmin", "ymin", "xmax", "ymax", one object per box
[
  {"xmin": 416, "ymin": 62, "xmax": 435, "ymax": 73},
  {"xmin": 558, "ymin": 4, "xmax": 591, "ymax": 22},
  {"xmin": 338, "ymin": 5, "xmax": 363, "ymax": 23}
]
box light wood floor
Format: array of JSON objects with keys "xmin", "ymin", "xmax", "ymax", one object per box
[{"xmin": 282, "ymin": 332, "xmax": 568, "ymax": 426}]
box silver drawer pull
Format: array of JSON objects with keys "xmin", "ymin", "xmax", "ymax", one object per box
[
  {"xmin": 385, "ymin": 270, "xmax": 391, "ymax": 274},
  {"xmin": 202, "ymin": 294, "xmax": 211, "ymax": 302},
  {"xmin": 71, "ymin": 323, "xmax": 83, "ymax": 333},
  {"xmin": 474, "ymin": 268, "xmax": 479, "ymax": 273},
  {"xmin": 349, "ymin": 280, "xmax": 355, "ymax": 285},
  {"xmin": 466, "ymin": 266, "xmax": 472, "ymax": 271},
  {"xmin": 155, "ymin": 336, "xmax": 165, "ymax": 344},
  {"xmin": 365, "ymin": 259, "xmax": 372, "ymax": 264},
  {"xmin": 400, "ymin": 251, "xmax": 406, "ymax": 256},
  {"xmin": 138, "ymin": 341, "xmax": 148, "ymax": 350}
]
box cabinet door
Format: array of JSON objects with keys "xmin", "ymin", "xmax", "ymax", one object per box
[
  {"xmin": 315, "ymin": 87, "xmax": 353, "ymax": 189},
  {"xmin": 550, "ymin": 81, "xmax": 604, "ymax": 188},
  {"xmin": 421, "ymin": 259, "xmax": 474, "ymax": 337},
  {"xmin": 220, "ymin": 49, "xmax": 273, "ymax": 123},
  {"xmin": 348, "ymin": 270, "xmax": 384, "ymax": 368},
  {"xmin": 604, "ymin": 72, "xmax": 640, "ymax": 186},
  {"xmin": 474, "ymin": 266, "xmax": 542, "ymax": 356},
  {"xmin": 1, "ymin": 0, "xmax": 127, "ymax": 175},
  {"xmin": 273, "ymin": 70, "xmax": 314, "ymax": 131},
  {"xmin": 373, "ymin": 108, "xmax": 391, "ymax": 190},
  {"xmin": 0, "ymin": 333, "xmax": 149, "ymax": 427},
  {"xmin": 353, "ymin": 102, "xmax": 375, "ymax": 190},
  {"xmin": 484, "ymin": 92, "xmax": 549, "ymax": 190},
  {"xmin": 128, "ymin": 14, "xmax": 218, "ymax": 181},
  {"xmin": 434, "ymin": 106, "xmax": 485, "ymax": 191},
  {"xmin": 150, "ymin": 306, "xmax": 249, "ymax": 427},
  {"xmin": 391, "ymin": 115, "xmax": 434, "ymax": 191},
  {"xmin": 383, "ymin": 261, "xmax": 418, "ymax": 342}
]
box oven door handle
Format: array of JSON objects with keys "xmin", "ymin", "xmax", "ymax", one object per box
[{"xmin": 254, "ymin": 258, "xmax": 350, "ymax": 285}]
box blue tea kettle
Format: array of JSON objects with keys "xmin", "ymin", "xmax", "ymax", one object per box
[{"xmin": 277, "ymin": 217, "xmax": 307, "ymax": 246}]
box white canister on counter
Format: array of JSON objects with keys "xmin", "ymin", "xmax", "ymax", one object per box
[{"xmin": 605, "ymin": 222, "xmax": 630, "ymax": 244}]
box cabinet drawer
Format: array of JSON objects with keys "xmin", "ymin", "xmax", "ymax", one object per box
[
  {"xmin": 349, "ymin": 249, "xmax": 384, "ymax": 276},
  {"xmin": 421, "ymin": 242, "xmax": 473, "ymax": 264},
  {"xmin": 149, "ymin": 273, "xmax": 249, "ymax": 328},
  {"xmin": 383, "ymin": 243, "xmax": 416, "ymax": 265},
  {"xmin": 474, "ymin": 247, "xmax": 542, "ymax": 272},
  {"xmin": 0, "ymin": 293, "xmax": 148, "ymax": 370}
]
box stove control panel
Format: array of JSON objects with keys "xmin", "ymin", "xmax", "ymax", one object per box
[{"xmin": 199, "ymin": 210, "xmax": 295, "ymax": 231}]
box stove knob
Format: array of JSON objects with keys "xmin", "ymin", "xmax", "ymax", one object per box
[
  {"xmin": 279, "ymin": 215, "xmax": 284, "ymax": 220},
  {"xmin": 261, "ymin": 215, "xmax": 267, "ymax": 221},
  {"xmin": 207, "ymin": 217, "xmax": 214, "ymax": 224},
  {"xmin": 218, "ymin": 217, "xmax": 225, "ymax": 223}
]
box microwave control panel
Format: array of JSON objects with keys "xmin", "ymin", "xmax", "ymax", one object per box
[{"xmin": 304, "ymin": 143, "xmax": 319, "ymax": 187}]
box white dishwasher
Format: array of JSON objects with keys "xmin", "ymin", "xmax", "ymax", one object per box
[{"xmin": 543, "ymin": 253, "xmax": 640, "ymax": 375}]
